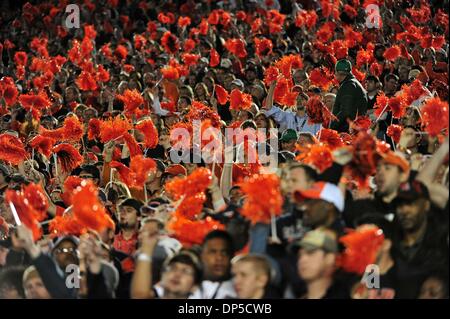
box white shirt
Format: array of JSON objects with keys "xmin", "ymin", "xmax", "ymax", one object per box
[{"xmin": 189, "ymin": 279, "xmax": 236, "ymax": 299}]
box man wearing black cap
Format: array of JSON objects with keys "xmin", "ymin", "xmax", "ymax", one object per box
[
  {"xmin": 392, "ymin": 180, "xmax": 449, "ymax": 298},
  {"xmin": 113, "ymin": 198, "xmax": 142, "ymax": 257},
  {"xmin": 330, "ymin": 59, "xmax": 368, "ymax": 132}
]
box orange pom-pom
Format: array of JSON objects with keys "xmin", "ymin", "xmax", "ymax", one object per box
[
  {"xmin": 296, "ymin": 143, "xmax": 334, "ymax": 173},
  {"xmin": 317, "ymin": 128, "xmax": 343, "ymax": 150},
  {"xmin": 170, "ymin": 122, "xmax": 193, "ymax": 150},
  {"xmin": 5, "ymin": 190, "xmax": 42, "ymax": 240},
  {"xmin": 388, "ymin": 95, "xmax": 407, "ymax": 119},
  {"xmin": 337, "ymin": 227, "xmax": 385, "ymax": 274},
  {"xmin": 71, "ymin": 180, "xmax": 114, "ymax": 232},
  {"xmin": 254, "ymin": 37, "xmax": 273, "ymax": 57},
  {"xmin": 22, "ymin": 183, "xmax": 49, "ymax": 220},
  {"xmin": 182, "ymin": 53, "xmax": 200, "ymax": 67},
  {"xmin": 165, "ymin": 167, "xmax": 212, "ymax": 200},
  {"xmin": 161, "ymin": 66, "xmax": 180, "ymax": 80},
  {"xmin": 18, "ymin": 91, "xmax": 51, "ymax": 119},
  {"xmin": 239, "ymin": 173, "xmax": 283, "ymax": 225},
  {"xmin": 167, "ymin": 215, "xmax": 224, "ymax": 247},
  {"xmin": 63, "ymin": 116, "xmax": 84, "ymax": 142},
  {"xmin": 96, "ymin": 64, "xmax": 110, "ymax": 83},
  {"xmin": 135, "ymin": 119, "xmax": 159, "ymax": 149},
  {"xmin": 60, "ymin": 176, "xmax": 83, "ymax": 206},
  {"xmin": 386, "ymin": 125, "xmax": 403, "ymax": 144},
  {"xmin": 209, "ymin": 48, "xmax": 220, "ymax": 67},
  {"xmin": 306, "ymin": 95, "xmax": 337, "ymax": 125},
  {"xmin": 88, "ymin": 118, "xmax": 102, "ymax": 141},
  {"xmin": 186, "ymin": 101, "xmax": 222, "ymax": 128},
  {"xmin": 184, "ymin": 38, "xmax": 196, "ymax": 52},
  {"xmin": 264, "ymin": 66, "xmax": 280, "ymax": 86},
  {"xmin": 29, "ymin": 135, "xmax": 56, "ymax": 158},
  {"xmin": 53, "ymin": 143, "xmax": 83, "ymax": 173},
  {"xmin": 351, "ymin": 116, "xmax": 372, "ymax": 131},
  {"xmin": 177, "ymin": 16, "xmax": 191, "ymax": 28},
  {"xmin": 373, "ymin": 92, "xmax": 389, "ymax": 118},
  {"xmin": 421, "ymin": 97, "xmax": 449, "ymax": 137},
  {"xmin": 116, "ymin": 89, "xmax": 144, "ymax": 115},
  {"xmin": 309, "ymin": 67, "xmax": 334, "ymax": 91},
  {"xmin": 161, "ymin": 31, "xmax": 179, "ymax": 54},
  {"xmin": 224, "ymin": 38, "xmax": 247, "ymax": 58},
  {"xmin": 114, "ymin": 44, "xmax": 128, "ymax": 61},
  {"xmin": 0, "ymin": 134, "xmax": 27, "ymax": 165},
  {"xmin": 130, "ymin": 155, "xmax": 156, "ymax": 188},
  {"xmin": 76, "ymin": 71, "xmax": 98, "ymax": 91},
  {"xmin": 215, "ymin": 85, "xmax": 229, "ymax": 105},
  {"xmin": 0, "ymin": 77, "xmax": 19, "ymax": 107},
  {"xmin": 99, "ymin": 116, "xmax": 132, "ymax": 143},
  {"xmin": 383, "ymin": 46, "xmax": 401, "ymax": 61},
  {"xmin": 230, "ymin": 89, "xmax": 253, "ymax": 111},
  {"xmin": 122, "ymin": 132, "xmax": 142, "ymax": 157}
]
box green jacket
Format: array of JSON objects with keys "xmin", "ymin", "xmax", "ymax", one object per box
[{"xmin": 330, "ymin": 74, "xmax": 368, "ymax": 132}]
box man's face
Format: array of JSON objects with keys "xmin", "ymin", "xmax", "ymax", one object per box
[
  {"xmin": 53, "ymin": 240, "xmax": 79, "ymax": 270},
  {"xmin": 246, "ymin": 69, "xmax": 257, "ymax": 82},
  {"xmin": 298, "ymin": 249, "xmax": 333, "ymax": 282},
  {"xmin": 286, "ymin": 167, "xmax": 314, "ymax": 198},
  {"xmin": 281, "ymin": 140, "xmax": 296, "ymax": 152},
  {"xmin": 301, "ymin": 199, "xmax": 335, "ymax": 228},
  {"xmin": 375, "ymin": 163, "xmax": 405, "ymax": 197},
  {"xmin": 161, "ymin": 262, "xmax": 196, "ymax": 298},
  {"xmin": 201, "ymin": 238, "xmax": 231, "ymax": 281},
  {"xmin": 398, "ymin": 66, "xmax": 410, "ymax": 81},
  {"xmin": 324, "ymin": 96, "xmax": 335, "ymax": 110},
  {"xmin": 419, "ymin": 277, "xmax": 447, "ymax": 299},
  {"xmin": 293, "ymin": 70, "xmax": 304, "ymax": 84},
  {"xmin": 83, "ymin": 109, "xmax": 96, "ymax": 123},
  {"xmin": 385, "ymin": 78, "xmax": 398, "ymax": 92},
  {"xmin": 50, "ymin": 190, "xmax": 62, "ymax": 203},
  {"xmin": 232, "ymin": 261, "xmax": 268, "ymax": 299},
  {"xmin": 79, "ymin": 170, "xmax": 98, "ymax": 185},
  {"xmin": 366, "ymin": 80, "xmax": 377, "ymax": 92},
  {"xmin": 229, "ymin": 188, "xmax": 243, "ymax": 205},
  {"xmin": 24, "ymin": 276, "xmax": 51, "ymax": 299},
  {"xmin": 335, "ymin": 72, "xmax": 346, "ymax": 83},
  {"xmin": 0, "ymin": 246, "xmax": 8, "ymax": 266},
  {"xmin": 396, "ymin": 198, "xmax": 429, "ymax": 232},
  {"xmin": 118, "ymin": 205, "xmax": 138, "ymax": 229}
]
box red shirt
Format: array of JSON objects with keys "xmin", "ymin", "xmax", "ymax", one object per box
[{"xmin": 113, "ymin": 232, "xmax": 138, "ymax": 256}]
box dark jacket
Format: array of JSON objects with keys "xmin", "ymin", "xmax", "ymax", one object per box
[{"xmin": 330, "ymin": 74, "xmax": 368, "ymax": 132}]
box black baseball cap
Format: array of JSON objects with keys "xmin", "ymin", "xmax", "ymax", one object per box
[{"xmin": 393, "ymin": 180, "xmax": 429, "ymax": 206}]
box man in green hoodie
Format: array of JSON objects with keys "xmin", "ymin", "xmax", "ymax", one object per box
[{"xmin": 330, "ymin": 59, "xmax": 368, "ymax": 132}]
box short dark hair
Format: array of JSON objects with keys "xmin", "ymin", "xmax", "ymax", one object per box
[
  {"xmin": 384, "ymin": 74, "xmax": 399, "ymax": 82},
  {"xmin": 366, "ymin": 75, "xmax": 380, "ymax": 83},
  {"xmin": 118, "ymin": 198, "xmax": 144, "ymax": 215},
  {"xmin": 0, "ymin": 267, "xmax": 26, "ymax": 298},
  {"xmin": 241, "ymin": 120, "xmax": 257, "ymax": 130},
  {"xmin": 77, "ymin": 164, "xmax": 100, "ymax": 180},
  {"xmin": 289, "ymin": 163, "xmax": 319, "ymax": 182},
  {"xmin": 202, "ymin": 230, "xmax": 234, "ymax": 256},
  {"xmin": 164, "ymin": 252, "xmax": 203, "ymax": 284}
]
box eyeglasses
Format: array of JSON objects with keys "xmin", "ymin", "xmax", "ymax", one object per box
[
  {"xmin": 54, "ymin": 247, "xmax": 77, "ymax": 255},
  {"xmin": 164, "ymin": 264, "xmax": 195, "ymax": 277}
]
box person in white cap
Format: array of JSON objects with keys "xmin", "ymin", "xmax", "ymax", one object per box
[{"xmin": 293, "ymin": 181, "xmax": 346, "ymax": 235}]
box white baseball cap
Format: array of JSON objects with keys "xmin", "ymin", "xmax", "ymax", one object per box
[{"xmin": 294, "ymin": 181, "xmax": 345, "ymax": 212}]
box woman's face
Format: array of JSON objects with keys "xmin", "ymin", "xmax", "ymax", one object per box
[
  {"xmin": 255, "ymin": 115, "xmax": 267, "ymax": 129},
  {"xmin": 177, "ymin": 98, "xmax": 189, "ymax": 112},
  {"xmin": 204, "ymin": 79, "xmax": 214, "ymax": 93},
  {"xmin": 195, "ymin": 86, "xmax": 206, "ymax": 100}
]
